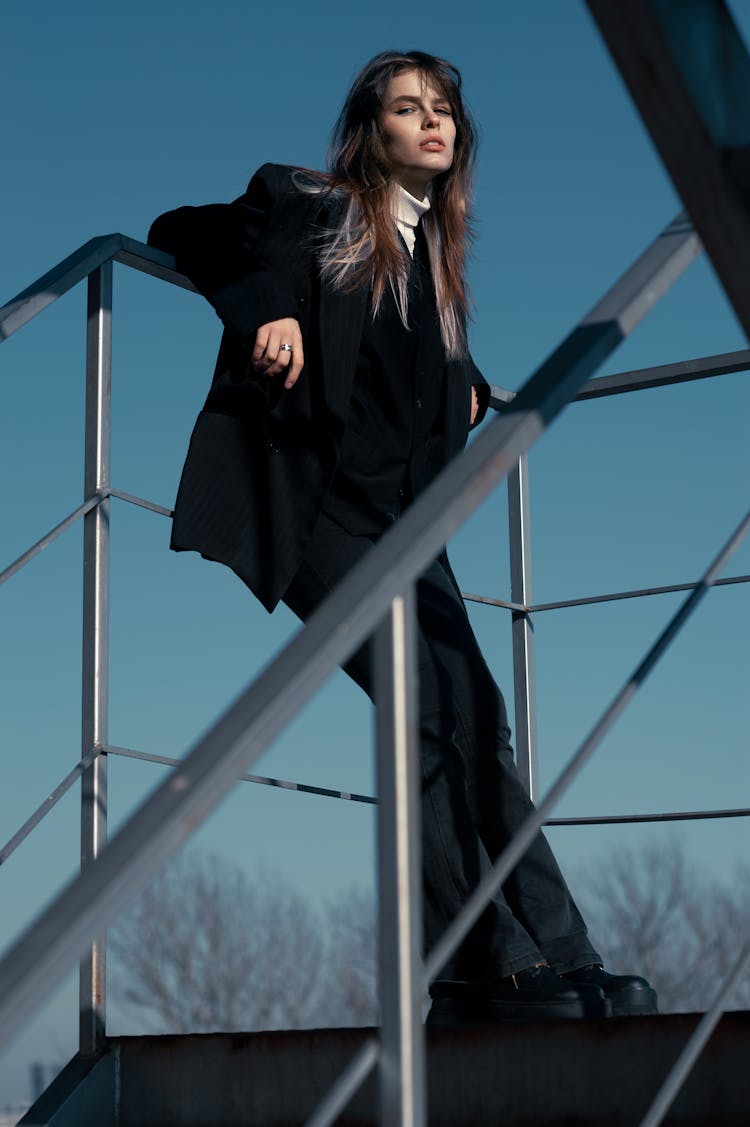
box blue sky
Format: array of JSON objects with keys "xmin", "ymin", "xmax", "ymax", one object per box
[{"xmin": 2, "ymin": 0, "xmax": 749, "ymax": 1108}]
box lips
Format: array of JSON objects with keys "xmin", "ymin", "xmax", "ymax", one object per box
[{"xmin": 420, "ymin": 139, "xmax": 445, "ymax": 150}]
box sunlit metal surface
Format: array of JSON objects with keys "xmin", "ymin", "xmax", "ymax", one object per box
[
  {"xmin": 508, "ymin": 454, "xmax": 538, "ymax": 799},
  {"xmin": 79, "ymin": 263, "xmax": 112, "ymax": 1056},
  {"xmin": 374, "ymin": 590, "xmax": 425, "ymax": 1127}
]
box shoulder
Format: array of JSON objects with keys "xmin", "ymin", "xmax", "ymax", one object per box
[
  {"xmin": 244, "ymin": 163, "xmax": 328, "ymax": 203},
  {"xmin": 243, "ymin": 164, "xmax": 344, "ymax": 228}
]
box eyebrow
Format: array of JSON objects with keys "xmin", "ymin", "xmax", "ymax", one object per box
[{"xmin": 389, "ymin": 93, "xmax": 452, "ymax": 108}]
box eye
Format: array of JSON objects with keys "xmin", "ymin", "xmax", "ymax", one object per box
[
  {"xmin": 436, "ymin": 107, "xmax": 453, "ymax": 116},
  {"xmin": 395, "ymin": 106, "xmax": 416, "ymax": 115}
]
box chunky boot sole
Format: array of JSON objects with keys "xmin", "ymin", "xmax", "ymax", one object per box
[
  {"xmin": 610, "ymin": 986, "xmax": 659, "ymax": 1018},
  {"xmin": 561, "ymin": 968, "xmax": 659, "ymax": 1018},
  {"xmin": 426, "ymin": 992, "xmax": 611, "ymax": 1026}
]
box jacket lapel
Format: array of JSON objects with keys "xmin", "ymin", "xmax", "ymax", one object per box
[{"xmin": 318, "ymin": 281, "xmax": 368, "ymax": 432}]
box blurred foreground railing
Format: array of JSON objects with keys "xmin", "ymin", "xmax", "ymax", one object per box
[{"xmin": 0, "ymin": 214, "xmax": 748, "ymax": 1127}]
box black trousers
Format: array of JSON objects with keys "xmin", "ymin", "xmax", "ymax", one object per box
[{"xmin": 284, "ymin": 511, "xmax": 601, "ymax": 982}]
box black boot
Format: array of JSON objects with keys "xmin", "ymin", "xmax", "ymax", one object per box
[
  {"xmin": 426, "ymin": 963, "xmax": 611, "ymax": 1025},
  {"xmin": 561, "ymin": 964, "xmax": 658, "ymax": 1017}
]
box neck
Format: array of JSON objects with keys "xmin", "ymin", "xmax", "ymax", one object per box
[{"xmin": 393, "ymin": 173, "xmax": 431, "ymax": 200}]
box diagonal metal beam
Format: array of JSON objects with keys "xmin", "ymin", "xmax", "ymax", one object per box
[
  {"xmin": 0, "ymin": 207, "xmax": 699, "ymax": 1048},
  {"xmin": 587, "ymin": 0, "xmax": 750, "ymax": 337},
  {"xmin": 424, "ymin": 503, "xmax": 750, "ymax": 984},
  {"xmin": 0, "ymin": 494, "xmax": 105, "ymax": 587},
  {"xmin": 0, "ymin": 749, "xmax": 100, "ymax": 867},
  {"xmin": 639, "ymin": 941, "xmax": 750, "ymax": 1126}
]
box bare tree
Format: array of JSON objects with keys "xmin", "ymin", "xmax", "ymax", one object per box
[
  {"xmin": 575, "ymin": 840, "xmax": 750, "ymax": 1013},
  {"xmin": 110, "ymin": 854, "xmax": 328, "ymax": 1033},
  {"xmin": 318, "ymin": 886, "xmax": 378, "ymax": 1026},
  {"xmin": 112, "ymin": 840, "xmax": 749, "ymax": 1032}
]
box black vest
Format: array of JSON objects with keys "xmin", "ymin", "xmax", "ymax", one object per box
[{"xmin": 323, "ymin": 224, "xmax": 445, "ymax": 534}]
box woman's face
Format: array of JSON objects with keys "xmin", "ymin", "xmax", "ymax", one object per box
[{"xmin": 379, "ymin": 69, "xmax": 457, "ymax": 197}]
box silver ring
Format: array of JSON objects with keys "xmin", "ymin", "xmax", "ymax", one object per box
[{"xmin": 279, "ymin": 343, "xmax": 293, "ymax": 353}]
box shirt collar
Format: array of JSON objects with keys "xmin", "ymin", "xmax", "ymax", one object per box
[{"xmin": 393, "ymin": 184, "xmax": 431, "ymax": 229}]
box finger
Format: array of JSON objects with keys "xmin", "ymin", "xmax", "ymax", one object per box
[
  {"xmin": 251, "ymin": 326, "xmax": 270, "ymax": 366},
  {"xmin": 265, "ymin": 353, "xmax": 293, "ymax": 378},
  {"xmin": 285, "ymin": 353, "xmax": 304, "ymax": 388},
  {"xmin": 284, "ymin": 333, "xmax": 305, "ymax": 389},
  {"xmin": 257, "ymin": 327, "xmax": 281, "ymax": 373},
  {"xmin": 264, "ymin": 335, "xmax": 295, "ymax": 378}
]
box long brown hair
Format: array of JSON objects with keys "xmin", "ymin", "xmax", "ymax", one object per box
[{"xmin": 301, "ymin": 50, "xmax": 478, "ymax": 359}]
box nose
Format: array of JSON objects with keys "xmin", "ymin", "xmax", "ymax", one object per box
[{"xmin": 423, "ymin": 110, "xmax": 440, "ymax": 129}]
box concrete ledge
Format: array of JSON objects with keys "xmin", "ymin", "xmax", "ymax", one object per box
[{"xmin": 109, "ymin": 1011, "xmax": 749, "ymax": 1125}]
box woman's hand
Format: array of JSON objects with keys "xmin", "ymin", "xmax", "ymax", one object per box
[
  {"xmin": 470, "ymin": 385, "xmax": 478, "ymax": 425},
  {"xmin": 251, "ymin": 317, "xmax": 305, "ymax": 389}
]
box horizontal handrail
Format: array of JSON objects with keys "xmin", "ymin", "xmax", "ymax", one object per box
[
  {"xmin": 0, "ymin": 236, "xmax": 196, "ymax": 342},
  {"xmin": 3, "ymin": 735, "xmax": 746, "ymax": 874},
  {"xmin": 104, "ymin": 743, "xmax": 377, "ymax": 804},
  {"xmin": 529, "ymin": 572, "xmax": 750, "ymax": 612},
  {"xmin": 575, "ymin": 347, "xmax": 750, "ymax": 398},
  {"xmin": 462, "ymin": 571, "xmax": 750, "ymax": 613},
  {"xmin": 108, "ymin": 488, "xmax": 173, "ymax": 518},
  {"xmin": 4, "ymin": 484, "xmax": 746, "ymax": 611},
  {"xmin": 0, "ymin": 208, "xmax": 702, "ymax": 1045},
  {"xmin": 5, "ymin": 233, "xmax": 748, "ymax": 428},
  {"xmin": 489, "ymin": 345, "xmax": 750, "ymax": 408},
  {"xmin": 546, "ymin": 807, "xmax": 750, "ymax": 826},
  {"xmin": 1, "ymin": 235, "xmax": 124, "ymax": 341},
  {"xmin": 462, "ymin": 591, "xmax": 526, "ymax": 611},
  {"xmin": 102, "ymin": 744, "xmax": 750, "ymax": 826},
  {"xmin": 104, "ymin": 745, "xmax": 750, "ymax": 823},
  {"xmin": 6, "ymin": 232, "xmax": 747, "ymax": 412}
]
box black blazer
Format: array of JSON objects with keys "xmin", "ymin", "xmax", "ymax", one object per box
[{"xmin": 149, "ymin": 164, "xmax": 489, "ymax": 611}]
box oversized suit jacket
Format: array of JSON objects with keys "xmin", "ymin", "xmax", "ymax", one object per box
[{"xmin": 148, "ymin": 164, "xmax": 489, "ymax": 611}]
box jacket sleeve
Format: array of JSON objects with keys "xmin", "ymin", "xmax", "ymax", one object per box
[
  {"xmin": 468, "ymin": 355, "xmax": 491, "ymax": 429},
  {"xmin": 147, "ymin": 163, "xmax": 304, "ymax": 339}
]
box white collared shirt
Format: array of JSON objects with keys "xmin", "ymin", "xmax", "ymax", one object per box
[{"xmin": 393, "ymin": 184, "xmax": 431, "ymax": 256}]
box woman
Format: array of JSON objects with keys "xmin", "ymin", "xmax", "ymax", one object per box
[{"xmin": 149, "ymin": 50, "xmax": 656, "ymax": 1023}]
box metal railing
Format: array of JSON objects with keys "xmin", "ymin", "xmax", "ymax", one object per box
[{"xmin": 1, "ymin": 213, "xmax": 749, "ymax": 1126}]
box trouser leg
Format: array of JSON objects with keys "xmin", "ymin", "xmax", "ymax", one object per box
[
  {"xmin": 283, "ymin": 513, "xmax": 599, "ymax": 981},
  {"xmin": 411, "ymin": 552, "xmax": 600, "ymax": 977}
]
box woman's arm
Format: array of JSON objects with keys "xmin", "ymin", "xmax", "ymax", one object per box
[
  {"xmin": 468, "ymin": 357, "xmax": 491, "ymax": 428},
  {"xmin": 147, "ymin": 164, "xmax": 308, "ymax": 343}
]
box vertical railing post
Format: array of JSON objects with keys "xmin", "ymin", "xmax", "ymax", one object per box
[
  {"xmin": 508, "ymin": 454, "xmax": 538, "ymax": 799},
  {"xmin": 374, "ymin": 586, "xmax": 426, "ymax": 1127},
  {"xmin": 79, "ymin": 262, "xmax": 112, "ymax": 1055}
]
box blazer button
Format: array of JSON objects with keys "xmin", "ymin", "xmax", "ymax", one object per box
[
  {"xmin": 268, "ymin": 442, "xmax": 279, "ymax": 455},
  {"xmin": 416, "ymin": 398, "xmax": 423, "ymax": 409}
]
